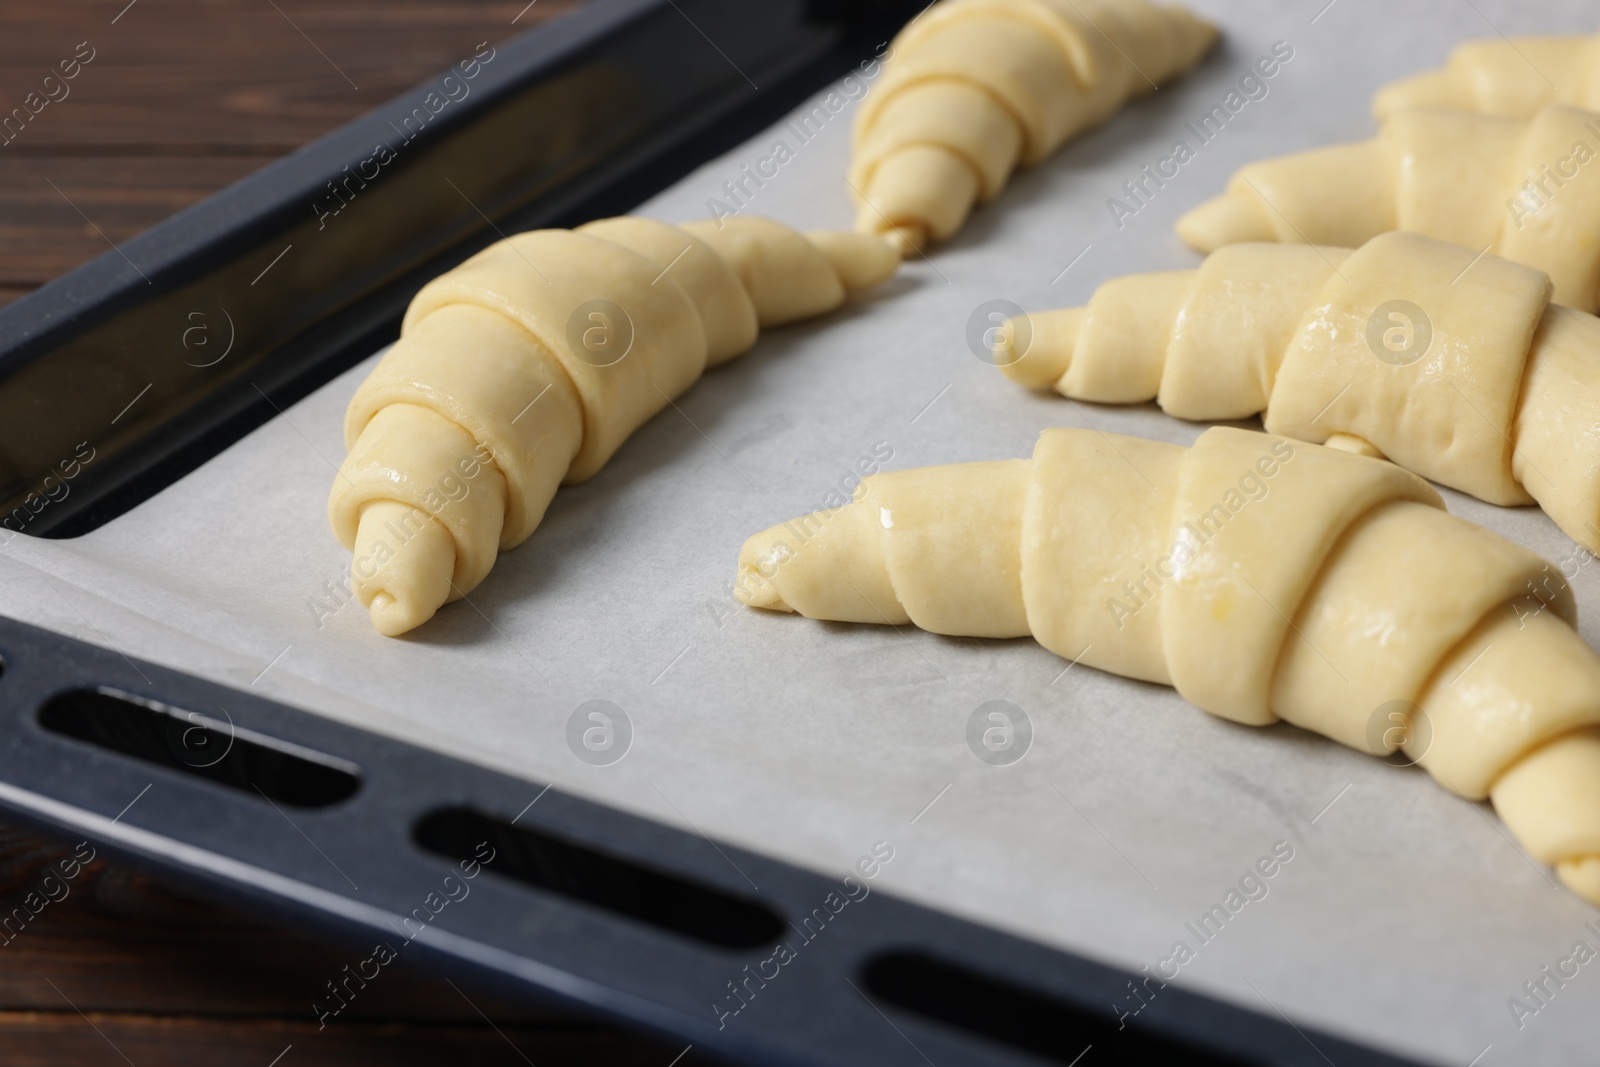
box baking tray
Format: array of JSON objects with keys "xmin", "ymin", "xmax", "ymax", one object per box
[{"xmin": 0, "ymin": 0, "xmax": 1591, "ymax": 1064}]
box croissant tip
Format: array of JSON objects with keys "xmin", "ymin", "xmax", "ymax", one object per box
[
  {"xmin": 735, "ymin": 533, "xmax": 796, "ymax": 613},
  {"xmin": 1556, "ymin": 856, "xmax": 1600, "ymax": 907},
  {"xmin": 885, "ymin": 224, "xmax": 928, "ymax": 258},
  {"xmin": 367, "ymin": 590, "xmax": 433, "ymax": 636},
  {"xmin": 735, "ymin": 564, "xmax": 790, "ymax": 613},
  {"xmin": 1175, "ymin": 195, "xmax": 1268, "ymax": 253},
  {"xmin": 1370, "ymin": 70, "xmax": 1460, "ymax": 123},
  {"xmin": 996, "ymin": 307, "xmax": 1080, "ymax": 389},
  {"xmin": 806, "ymin": 229, "xmax": 903, "ymax": 291},
  {"xmin": 1186, "ymin": 13, "xmax": 1221, "ymax": 49},
  {"xmin": 1369, "ymin": 88, "xmax": 1408, "ymax": 124}
]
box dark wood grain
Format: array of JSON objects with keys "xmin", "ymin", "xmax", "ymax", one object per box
[
  {"xmin": 0, "ymin": 1014, "xmax": 693, "ymax": 1067},
  {"xmin": 0, "ymin": 0, "xmax": 584, "ymax": 305},
  {"xmin": 0, "ymin": 824, "xmax": 717, "ymax": 1065}
]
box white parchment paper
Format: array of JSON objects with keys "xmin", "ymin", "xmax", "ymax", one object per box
[{"xmin": 4, "ymin": 2, "xmax": 1600, "ymax": 1061}]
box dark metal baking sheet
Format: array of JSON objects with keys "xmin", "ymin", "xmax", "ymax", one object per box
[
  {"xmin": 0, "ymin": 613, "xmax": 1415, "ymax": 1066},
  {"xmin": 0, "ymin": 0, "xmax": 1496, "ymax": 1063}
]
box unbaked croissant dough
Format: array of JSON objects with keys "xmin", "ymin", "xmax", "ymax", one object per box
[
  {"xmin": 329, "ymin": 216, "xmax": 898, "ymax": 636},
  {"xmin": 1374, "ymin": 33, "xmax": 1600, "ymax": 120},
  {"xmin": 851, "ymin": 0, "xmax": 1216, "ymax": 253},
  {"xmin": 737, "ymin": 426, "xmax": 1600, "ymax": 905},
  {"xmin": 996, "ymin": 231, "xmax": 1600, "ymax": 554},
  {"xmin": 1175, "ymin": 104, "xmax": 1600, "ymax": 312}
]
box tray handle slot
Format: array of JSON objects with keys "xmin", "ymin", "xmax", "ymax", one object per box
[
  {"xmin": 37, "ymin": 686, "xmax": 362, "ymax": 808},
  {"xmin": 861, "ymin": 949, "xmax": 1243, "ymax": 1066},
  {"xmin": 414, "ymin": 806, "xmax": 784, "ymax": 950}
]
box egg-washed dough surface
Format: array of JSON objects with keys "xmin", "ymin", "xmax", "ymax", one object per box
[{"xmin": 2, "ymin": 3, "xmax": 1599, "ymax": 1064}]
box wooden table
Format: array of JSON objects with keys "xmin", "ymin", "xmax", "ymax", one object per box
[
  {"xmin": 0, "ymin": 828, "xmax": 710, "ymax": 1065},
  {"xmin": 0, "ymin": 2, "xmax": 717, "ymax": 1062},
  {"xmin": 0, "ymin": 0, "xmax": 580, "ymax": 306}
]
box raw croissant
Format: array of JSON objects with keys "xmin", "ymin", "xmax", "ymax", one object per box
[
  {"xmin": 329, "ymin": 216, "xmax": 898, "ymax": 636},
  {"xmin": 1175, "ymin": 104, "xmax": 1600, "ymax": 312},
  {"xmin": 851, "ymin": 0, "xmax": 1216, "ymax": 253},
  {"xmin": 737, "ymin": 426, "xmax": 1600, "ymax": 905},
  {"xmin": 996, "ymin": 231, "xmax": 1600, "ymax": 554},
  {"xmin": 1374, "ymin": 33, "xmax": 1600, "ymax": 120}
]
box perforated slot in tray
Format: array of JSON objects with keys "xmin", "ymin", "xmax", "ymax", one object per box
[
  {"xmin": 414, "ymin": 806, "xmax": 785, "ymax": 949},
  {"xmin": 862, "ymin": 950, "xmax": 1242, "ymax": 1066},
  {"xmin": 38, "ymin": 687, "xmax": 362, "ymax": 808}
]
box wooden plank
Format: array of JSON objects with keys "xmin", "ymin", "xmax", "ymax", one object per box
[
  {"xmin": 0, "ymin": 826, "xmax": 548, "ymax": 1020},
  {"xmin": 0, "ymin": 827, "xmax": 716, "ymax": 1064},
  {"xmin": 0, "ymin": 1011, "xmax": 697, "ymax": 1067},
  {"xmin": 0, "ymin": 155, "xmax": 267, "ymax": 287},
  {"xmin": 0, "ymin": 0, "xmax": 583, "ymax": 298},
  {"xmin": 0, "ymin": 1, "xmax": 583, "ymax": 148}
]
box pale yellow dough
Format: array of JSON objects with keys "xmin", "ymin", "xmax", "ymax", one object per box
[
  {"xmin": 850, "ymin": 0, "xmax": 1216, "ymax": 253},
  {"xmin": 1175, "ymin": 104, "xmax": 1600, "ymax": 312},
  {"xmin": 999, "ymin": 232, "xmax": 1600, "ymax": 554},
  {"xmin": 1374, "ymin": 34, "xmax": 1600, "ymax": 120},
  {"xmin": 328, "ymin": 217, "xmax": 899, "ymax": 636},
  {"xmin": 737, "ymin": 426, "xmax": 1600, "ymax": 906}
]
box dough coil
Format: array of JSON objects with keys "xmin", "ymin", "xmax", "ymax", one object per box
[
  {"xmin": 737, "ymin": 426, "xmax": 1600, "ymax": 905},
  {"xmin": 330, "ymin": 216, "xmax": 898, "ymax": 636},
  {"xmin": 851, "ymin": 0, "xmax": 1216, "ymax": 252},
  {"xmin": 1176, "ymin": 104, "xmax": 1600, "ymax": 312},
  {"xmin": 1374, "ymin": 33, "xmax": 1600, "ymax": 120},
  {"xmin": 998, "ymin": 231, "xmax": 1600, "ymax": 553}
]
